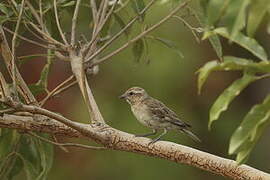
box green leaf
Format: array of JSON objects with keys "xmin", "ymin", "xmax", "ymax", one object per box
[
  {"xmin": 0, "ymin": 130, "xmax": 21, "ymax": 180},
  {"xmin": 208, "ymin": 72, "xmax": 257, "ymax": 129},
  {"xmin": 0, "ymin": 3, "xmax": 12, "ymax": 25},
  {"xmin": 197, "ymin": 61, "xmax": 218, "ymax": 94},
  {"xmin": 206, "ymin": 0, "xmax": 232, "ymax": 25},
  {"xmin": 208, "ymin": 34, "xmax": 223, "ymax": 60},
  {"xmin": 197, "ymin": 56, "xmax": 270, "ymax": 94},
  {"xmin": 235, "ymin": 118, "xmax": 268, "ymax": 164},
  {"xmin": 0, "ymin": 129, "xmax": 18, "ymax": 159},
  {"xmin": 194, "ymin": 1, "xmax": 223, "ymax": 59},
  {"xmin": 28, "ymin": 50, "xmax": 52, "ymax": 95},
  {"xmin": 131, "ymin": 0, "xmax": 146, "ymax": 22},
  {"xmin": 229, "ymin": 94, "xmax": 270, "ymax": 157},
  {"xmin": 35, "ymin": 134, "xmax": 54, "ymax": 180},
  {"xmin": 7, "ymin": 157, "xmax": 23, "ymax": 180},
  {"xmin": 113, "ymin": 13, "xmax": 130, "ymax": 37},
  {"xmin": 19, "ymin": 134, "xmax": 54, "ymax": 180},
  {"xmin": 214, "ymin": 27, "xmax": 268, "ymax": 61},
  {"xmin": 132, "ymin": 39, "xmax": 145, "ymax": 62},
  {"xmin": 100, "ymin": 15, "xmax": 114, "ymax": 38},
  {"xmin": 230, "ymin": 0, "xmax": 250, "ymax": 40},
  {"xmin": 151, "ymin": 37, "xmax": 184, "ymax": 59},
  {"xmin": 247, "ymin": 0, "xmax": 270, "ymax": 37},
  {"xmin": 0, "ymin": 3, "xmax": 9, "ymax": 15},
  {"xmin": 60, "ymin": 1, "xmax": 76, "ymax": 7}
]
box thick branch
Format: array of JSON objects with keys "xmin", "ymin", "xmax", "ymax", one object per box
[
  {"xmin": 0, "ymin": 113, "xmax": 268, "ymax": 180},
  {"xmin": 0, "ymin": 27, "xmax": 37, "ymax": 104}
]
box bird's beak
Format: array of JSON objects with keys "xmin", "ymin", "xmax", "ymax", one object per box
[{"xmin": 119, "ymin": 93, "xmax": 127, "ymax": 99}]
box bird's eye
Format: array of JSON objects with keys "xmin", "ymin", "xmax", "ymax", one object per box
[{"xmin": 129, "ymin": 92, "xmax": 134, "ymax": 96}]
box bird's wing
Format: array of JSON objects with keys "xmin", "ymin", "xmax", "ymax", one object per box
[{"xmin": 144, "ymin": 98, "xmax": 191, "ymax": 128}]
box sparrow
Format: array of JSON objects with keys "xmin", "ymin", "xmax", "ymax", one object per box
[{"xmin": 119, "ymin": 87, "xmax": 201, "ymax": 144}]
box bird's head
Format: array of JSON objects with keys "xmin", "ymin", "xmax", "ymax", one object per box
[{"xmin": 119, "ymin": 87, "xmax": 148, "ymax": 105}]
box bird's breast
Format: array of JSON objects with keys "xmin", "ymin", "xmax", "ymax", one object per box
[{"xmin": 131, "ymin": 104, "xmax": 152, "ymax": 127}]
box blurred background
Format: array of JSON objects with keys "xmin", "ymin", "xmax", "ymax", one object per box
[{"xmin": 7, "ymin": 1, "xmax": 270, "ymax": 179}]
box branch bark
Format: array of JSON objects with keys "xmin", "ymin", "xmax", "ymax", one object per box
[{"xmin": 0, "ymin": 113, "xmax": 269, "ymax": 180}]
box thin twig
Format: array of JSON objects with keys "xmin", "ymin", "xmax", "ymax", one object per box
[
  {"xmin": 23, "ymin": 21, "xmax": 52, "ymax": 44},
  {"xmin": 71, "ymin": 0, "xmax": 82, "ymax": 46},
  {"xmin": 172, "ymin": 15, "xmax": 200, "ymax": 43},
  {"xmin": 98, "ymin": 0, "xmax": 109, "ymax": 30},
  {"xmin": 3, "ymin": 27, "xmax": 59, "ymax": 50},
  {"xmin": 84, "ymin": 0, "xmax": 119, "ymax": 58},
  {"xmin": 28, "ymin": 132, "xmax": 107, "ymax": 150},
  {"xmin": 28, "ymin": 21, "xmax": 67, "ymax": 49},
  {"xmin": 11, "ymin": 0, "xmax": 26, "ymax": 94},
  {"xmin": 25, "ymin": 1, "xmax": 67, "ymax": 49},
  {"xmin": 53, "ymin": 135, "xmax": 69, "ymax": 152},
  {"xmin": 84, "ymin": 0, "xmax": 156, "ymax": 62},
  {"xmin": 257, "ymin": 73, "xmax": 270, "ymax": 80},
  {"xmin": 95, "ymin": 0, "xmax": 106, "ymax": 28},
  {"xmin": 90, "ymin": 1, "xmax": 189, "ymax": 66},
  {"xmin": 25, "ymin": 0, "xmax": 42, "ymax": 25},
  {"xmin": 0, "ymin": 108, "xmax": 15, "ymax": 115},
  {"xmin": 0, "ymin": 27, "xmax": 38, "ymax": 104},
  {"xmin": 90, "ymin": 0, "xmax": 98, "ymax": 22},
  {"xmin": 39, "ymin": 75, "xmax": 76, "ymax": 106},
  {"xmin": 54, "ymin": 0, "xmax": 69, "ymax": 45},
  {"xmin": 39, "ymin": 0, "xmax": 45, "ymax": 32},
  {"xmin": 114, "ymin": 0, "xmax": 130, "ymax": 13},
  {"xmin": 18, "ymin": 54, "xmax": 54, "ymax": 59}
]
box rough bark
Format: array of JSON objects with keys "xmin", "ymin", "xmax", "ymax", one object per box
[{"xmin": 0, "ymin": 114, "xmax": 269, "ymax": 180}]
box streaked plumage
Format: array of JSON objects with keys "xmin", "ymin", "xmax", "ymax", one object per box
[{"xmin": 119, "ymin": 87, "xmax": 201, "ymax": 144}]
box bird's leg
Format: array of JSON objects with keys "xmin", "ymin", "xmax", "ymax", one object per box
[
  {"xmin": 148, "ymin": 129, "xmax": 167, "ymax": 145},
  {"xmin": 135, "ymin": 129, "xmax": 157, "ymax": 137}
]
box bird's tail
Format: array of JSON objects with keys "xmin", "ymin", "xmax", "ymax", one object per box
[{"xmin": 181, "ymin": 129, "xmax": 201, "ymax": 142}]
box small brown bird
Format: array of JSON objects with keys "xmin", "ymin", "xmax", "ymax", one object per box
[{"xmin": 119, "ymin": 87, "xmax": 201, "ymax": 144}]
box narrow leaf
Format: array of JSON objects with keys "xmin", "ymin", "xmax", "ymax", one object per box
[
  {"xmin": 35, "ymin": 134, "xmax": 54, "ymax": 180},
  {"xmin": 131, "ymin": 0, "xmax": 146, "ymax": 22},
  {"xmin": 206, "ymin": 0, "xmax": 232, "ymax": 25},
  {"xmin": 209, "ymin": 72, "xmax": 257, "ymax": 129},
  {"xmin": 28, "ymin": 51, "xmax": 52, "ymax": 95},
  {"xmin": 194, "ymin": 1, "xmax": 223, "ymax": 59},
  {"xmin": 230, "ymin": 0, "xmax": 250, "ymax": 40},
  {"xmin": 208, "ymin": 34, "xmax": 223, "ymax": 60},
  {"xmin": 152, "ymin": 37, "xmax": 184, "ymax": 59},
  {"xmin": 214, "ymin": 27, "xmax": 268, "ymax": 61},
  {"xmin": 197, "ymin": 61, "xmax": 219, "ymax": 94},
  {"xmin": 113, "ymin": 13, "xmax": 130, "ymax": 37},
  {"xmin": 247, "ymin": 0, "xmax": 270, "ymax": 37},
  {"xmin": 19, "ymin": 134, "xmax": 54, "ymax": 180},
  {"xmin": 132, "ymin": 39, "xmax": 144, "ymax": 62},
  {"xmin": 229, "ymin": 94, "xmax": 270, "ymax": 155},
  {"xmin": 235, "ymin": 119, "xmax": 268, "ymax": 164},
  {"xmin": 0, "ymin": 3, "xmax": 9, "ymax": 15}
]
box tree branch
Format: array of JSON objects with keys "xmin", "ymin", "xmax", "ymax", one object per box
[
  {"xmin": 84, "ymin": 0, "xmax": 156, "ymax": 62},
  {"xmin": 53, "ymin": 0, "xmax": 69, "ymax": 45},
  {"xmin": 71, "ymin": 0, "xmax": 82, "ymax": 46},
  {"xmin": 0, "ymin": 27, "xmax": 37, "ymax": 104},
  {"xmin": 27, "ymin": 132, "xmax": 107, "ymax": 150},
  {"xmin": 0, "ymin": 113, "xmax": 269, "ymax": 180},
  {"xmin": 87, "ymin": 1, "xmax": 188, "ymax": 67}
]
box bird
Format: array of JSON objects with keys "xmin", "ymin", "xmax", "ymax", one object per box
[{"xmin": 119, "ymin": 87, "xmax": 201, "ymax": 144}]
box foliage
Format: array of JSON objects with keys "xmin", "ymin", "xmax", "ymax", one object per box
[
  {"xmin": 197, "ymin": 0, "xmax": 270, "ymax": 164},
  {"xmin": 0, "ymin": 0, "xmax": 270, "ymax": 179},
  {"xmin": 0, "ymin": 129, "xmax": 53, "ymax": 180}
]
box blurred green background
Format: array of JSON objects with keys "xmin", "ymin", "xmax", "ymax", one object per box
[{"xmin": 12, "ymin": 1, "xmax": 270, "ymax": 180}]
